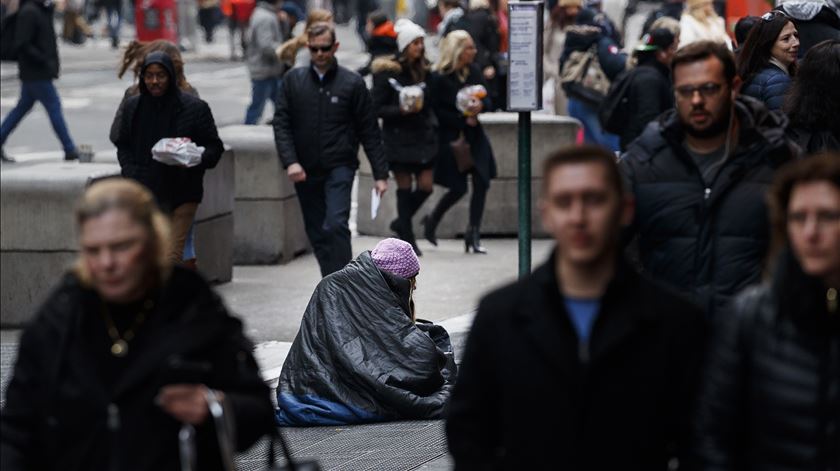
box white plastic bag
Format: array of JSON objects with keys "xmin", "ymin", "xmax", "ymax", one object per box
[
  {"xmin": 152, "ymin": 137, "xmax": 205, "ymax": 168},
  {"xmin": 455, "ymin": 85, "xmax": 487, "ymax": 116},
  {"xmin": 388, "ymin": 78, "xmax": 426, "ymax": 113}
]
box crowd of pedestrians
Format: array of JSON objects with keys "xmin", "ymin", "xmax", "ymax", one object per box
[{"xmin": 1, "ymin": 0, "xmax": 839, "ymax": 469}]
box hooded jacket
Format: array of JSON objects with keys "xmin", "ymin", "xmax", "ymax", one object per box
[
  {"xmin": 110, "ymin": 52, "xmax": 225, "ymax": 212},
  {"xmin": 619, "ymin": 96, "xmax": 799, "ymax": 316},
  {"xmin": 694, "ymin": 249, "xmax": 840, "ymax": 470},
  {"xmin": 12, "ymin": 0, "xmax": 59, "ymax": 81},
  {"xmin": 272, "ymin": 59, "xmax": 389, "ymax": 180}
]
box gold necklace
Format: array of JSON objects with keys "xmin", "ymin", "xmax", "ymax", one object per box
[{"xmin": 100, "ymin": 299, "xmax": 154, "ymax": 357}]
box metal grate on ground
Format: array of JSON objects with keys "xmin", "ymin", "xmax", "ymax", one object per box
[{"xmin": 235, "ymin": 421, "xmax": 448, "ymax": 471}]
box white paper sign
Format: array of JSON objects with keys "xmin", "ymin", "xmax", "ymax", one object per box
[
  {"xmin": 371, "ymin": 188, "xmax": 381, "ymax": 220},
  {"xmin": 507, "ymin": 2, "xmax": 543, "ymax": 111}
]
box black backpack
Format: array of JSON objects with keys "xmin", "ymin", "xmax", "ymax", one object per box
[
  {"xmin": 0, "ymin": 12, "xmax": 18, "ymax": 62},
  {"xmin": 598, "ymin": 68, "xmax": 634, "ymax": 135}
]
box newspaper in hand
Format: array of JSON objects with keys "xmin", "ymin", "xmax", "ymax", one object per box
[{"xmin": 152, "ymin": 137, "xmax": 205, "ymax": 168}]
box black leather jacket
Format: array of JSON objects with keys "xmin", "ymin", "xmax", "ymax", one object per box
[{"xmin": 693, "ymin": 250, "xmax": 840, "ymax": 470}]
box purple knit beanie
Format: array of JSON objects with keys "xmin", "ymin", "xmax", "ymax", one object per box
[{"xmin": 371, "ymin": 238, "xmax": 420, "ymax": 279}]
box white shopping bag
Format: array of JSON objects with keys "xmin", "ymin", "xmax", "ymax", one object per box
[{"xmin": 152, "ymin": 137, "xmax": 205, "ymax": 167}]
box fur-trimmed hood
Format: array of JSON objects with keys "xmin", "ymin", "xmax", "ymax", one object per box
[{"xmin": 371, "ymin": 57, "xmax": 403, "ymax": 75}]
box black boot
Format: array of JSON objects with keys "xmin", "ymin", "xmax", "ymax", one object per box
[
  {"xmin": 421, "ymin": 213, "xmax": 440, "ymax": 246},
  {"xmin": 395, "ymin": 189, "xmax": 422, "ymax": 256},
  {"xmin": 464, "ymin": 225, "xmax": 488, "ymax": 254}
]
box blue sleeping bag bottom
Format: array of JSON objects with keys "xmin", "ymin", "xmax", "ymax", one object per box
[{"xmin": 276, "ymin": 393, "xmax": 382, "ymax": 426}]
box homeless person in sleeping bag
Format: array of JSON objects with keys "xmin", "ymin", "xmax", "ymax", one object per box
[{"xmin": 275, "ymin": 238, "xmax": 457, "ymax": 426}]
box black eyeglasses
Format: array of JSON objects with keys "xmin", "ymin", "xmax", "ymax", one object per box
[
  {"xmin": 761, "ymin": 10, "xmax": 787, "ymax": 22},
  {"xmin": 308, "ymin": 44, "xmax": 334, "ymax": 53},
  {"xmin": 675, "ymin": 82, "xmax": 724, "ymax": 99}
]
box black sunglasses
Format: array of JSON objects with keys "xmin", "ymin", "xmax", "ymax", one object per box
[{"xmin": 308, "ymin": 44, "xmax": 334, "ymax": 53}]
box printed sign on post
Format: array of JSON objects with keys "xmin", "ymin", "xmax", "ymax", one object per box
[{"xmin": 507, "ymin": 1, "xmax": 544, "ymax": 111}]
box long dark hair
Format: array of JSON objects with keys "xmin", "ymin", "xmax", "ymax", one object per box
[
  {"xmin": 736, "ymin": 12, "xmax": 797, "ymax": 83},
  {"xmin": 785, "ymin": 39, "xmax": 840, "ymax": 134}
]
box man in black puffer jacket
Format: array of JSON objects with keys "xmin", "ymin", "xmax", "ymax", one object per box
[
  {"xmin": 273, "ymin": 22, "xmax": 389, "ymax": 277},
  {"xmin": 619, "ymin": 41, "xmax": 799, "ymax": 317},
  {"xmin": 110, "ymin": 51, "xmax": 225, "ymax": 263}
]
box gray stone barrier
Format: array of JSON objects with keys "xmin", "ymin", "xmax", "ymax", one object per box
[
  {"xmin": 356, "ymin": 113, "xmax": 581, "ymax": 238},
  {"xmin": 0, "ymin": 150, "xmax": 235, "ymax": 327},
  {"xmin": 218, "ymin": 125, "xmax": 309, "ymax": 265}
]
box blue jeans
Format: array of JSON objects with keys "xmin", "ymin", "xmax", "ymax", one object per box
[
  {"xmin": 567, "ymin": 98, "xmax": 619, "ymax": 152},
  {"xmin": 244, "ymin": 78, "xmax": 280, "ymax": 125},
  {"xmin": 295, "ymin": 166, "xmax": 355, "ymax": 277},
  {"xmin": 1, "ymin": 80, "xmax": 76, "ymax": 153},
  {"xmin": 105, "ymin": 4, "xmax": 122, "ymax": 41}
]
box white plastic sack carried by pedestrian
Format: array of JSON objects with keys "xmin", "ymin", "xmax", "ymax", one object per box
[
  {"xmin": 455, "ymin": 85, "xmax": 487, "ymax": 116},
  {"xmin": 152, "ymin": 137, "xmax": 205, "ymax": 167},
  {"xmin": 388, "ymin": 78, "xmax": 425, "ymax": 113}
]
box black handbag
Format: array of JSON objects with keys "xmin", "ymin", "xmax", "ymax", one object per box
[
  {"xmin": 179, "ymin": 389, "xmax": 321, "ymax": 471},
  {"xmin": 450, "ymin": 132, "xmax": 474, "ymax": 173}
]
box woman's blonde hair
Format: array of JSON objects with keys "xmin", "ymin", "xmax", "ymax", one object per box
[
  {"xmin": 434, "ymin": 30, "xmax": 473, "ymax": 77},
  {"xmin": 469, "ymin": 0, "xmax": 490, "ymax": 10},
  {"xmin": 73, "ymin": 178, "xmax": 173, "ymax": 286},
  {"xmin": 650, "ymin": 16, "xmax": 681, "ymax": 38},
  {"xmin": 686, "ymin": 0, "xmax": 717, "ymax": 22}
]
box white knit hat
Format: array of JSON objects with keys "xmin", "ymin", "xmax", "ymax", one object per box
[{"xmin": 395, "ymin": 19, "xmax": 426, "ymax": 53}]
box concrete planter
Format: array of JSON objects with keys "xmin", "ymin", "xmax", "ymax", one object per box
[
  {"xmin": 0, "ymin": 150, "xmax": 236, "ymax": 327},
  {"xmin": 218, "ymin": 125, "xmax": 309, "ymax": 265},
  {"xmin": 356, "ymin": 113, "xmax": 581, "ymax": 238}
]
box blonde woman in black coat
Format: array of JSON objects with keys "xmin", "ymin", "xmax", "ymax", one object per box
[{"xmin": 424, "ymin": 30, "xmax": 497, "ymax": 254}]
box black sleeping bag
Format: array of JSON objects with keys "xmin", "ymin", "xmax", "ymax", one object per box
[{"xmin": 275, "ymin": 251, "xmax": 457, "ymax": 426}]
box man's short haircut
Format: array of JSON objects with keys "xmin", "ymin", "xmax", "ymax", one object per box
[
  {"xmin": 307, "ymin": 21, "xmax": 336, "ymax": 43},
  {"xmin": 671, "ymin": 40, "xmax": 737, "ymax": 84},
  {"xmin": 541, "ymin": 145, "xmax": 624, "ymax": 196},
  {"xmin": 440, "ymin": 0, "xmax": 462, "ymax": 8},
  {"xmin": 767, "ymin": 152, "xmax": 840, "ymax": 260}
]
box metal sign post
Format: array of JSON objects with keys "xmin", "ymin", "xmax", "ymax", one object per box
[{"xmin": 507, "ymin": 1, "xmax": 543, "ymax": 279}]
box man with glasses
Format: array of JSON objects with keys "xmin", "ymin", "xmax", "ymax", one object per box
[
  {"xmin": 273, "ymin": 22, "xmax": 389, "ymax": 277},
  {"xmin": 619, "ymin": 40, "xmax": 799, "ymax": 317}
]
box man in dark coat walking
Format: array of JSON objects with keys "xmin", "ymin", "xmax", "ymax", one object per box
[
  {"xmin": 619, "ymin": 41, "xmax": 799, "ymax": 317},
  {"xmin": 110, "ymin": 51, "xmax": 225, "ymax": 263},
  {"xmin": 446, "ymin": 146, "xmax": 707, "ymax": 470},
  {"xmin": 618, "ymin": 28, "xmax": 677, "ymax": 151},
  {"xmin": 1, "ymin": 0, "xmax": 79, "ymax": 163},
  {"xmin": 273, "ymin": 22, "xmax": 389, "ymax": 277}
]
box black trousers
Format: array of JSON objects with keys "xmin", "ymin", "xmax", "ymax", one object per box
[{"xmin": 295, "ymin": 166, "xmax": 355, "ymax": 277}]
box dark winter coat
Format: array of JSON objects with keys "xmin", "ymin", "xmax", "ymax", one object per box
[
  {"xmin": 430, "ymin": 65, "xmax": 496, "ymax": 189},
  {"xmin": 446, "ymin": 253, "xmax": 707, "ymax": 470},
  {"xmin": 787, "ymin": 126, "xmax": 840, "ymax": 153},
  {"xmin": 110, "ymin": 54, "xmax": 225, "ymax": 213},
  {"xmin": 0, "ymin": 267, "xmax": 275, "ymax": 471},
  {"xmin": 741, "ymin": 64, "xmax": 792, "ymax": 111},
  {"xmin": 371, "ymin": 57, "xmax": 438, "ymax": 166},
  {"xmin": 276, "ymin": 252, "xmax": 456, "ymax": 426},
  {"xmin": 620, "ymin": 59, "xmax": 673, "ymax": 151},
  {"xmin": 13, "ymin": 0, "xmax": 59, "ymax": 81},
  {"xmin": 619, "ymin": 96, "xmax": 799, "ymax": 316},
  {"xmin": 693, "ymin": 249, "xmax": 840, "ymax": 470},
  {"xmin": 272, "ymin": 60, "xmax": 389, "ymax": 180}
]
